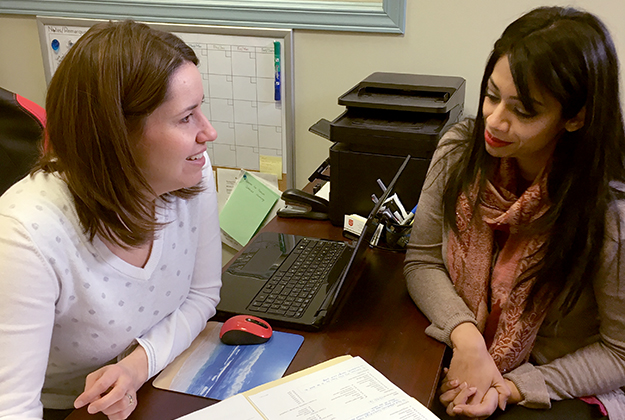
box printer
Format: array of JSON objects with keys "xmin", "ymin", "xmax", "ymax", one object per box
[{"xmin": 310, "ymin": 72, "xmax": 466, "ymax": 226}]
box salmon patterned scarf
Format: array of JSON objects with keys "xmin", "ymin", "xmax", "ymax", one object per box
[{"xmin": 447, "ymin": 158, "xmax": 551, "ymax": 373}]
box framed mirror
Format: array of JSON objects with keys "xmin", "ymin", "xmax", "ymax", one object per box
[{"xmin": 1, "ymin": 0, "xmax": 406, "ymax": 33}]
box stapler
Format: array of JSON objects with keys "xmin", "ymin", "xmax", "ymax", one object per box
[{"xmin": 277, "ymin": 188, "xmax": 329, "ymax": 220}]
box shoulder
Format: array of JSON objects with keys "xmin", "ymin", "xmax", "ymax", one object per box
[
  {"xmin": 441, "ymin": 118, "xmax": 474, "ymax": 143},
  {"xmin": 427, "ymin": 119, "xmax": 473, "ymax": 176},
  {"xmin": 436, "ymin": 119, "xmax": 472, "ymax": 155},
  {"xmin": 0, "ymin": 171, "xmax": 80, "ymax": 239},
  {"xmin": 1, "ymin": 171, "xmax": 70, "ymax": 214}
]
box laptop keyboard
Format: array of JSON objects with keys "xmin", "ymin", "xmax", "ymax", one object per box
[{"xmin": 247, "ymin": 238, "xmax": 347, "ymax": 318}]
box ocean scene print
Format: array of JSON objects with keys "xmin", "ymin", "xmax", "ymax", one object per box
[{"xmin": 155, "ymin": 322, "xmax": 304, "ymax": 400}]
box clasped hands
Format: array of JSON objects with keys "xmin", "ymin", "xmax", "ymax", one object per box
[{"xmin": 442, "ymin": 322, "xmax": 521, "ymax": 418}]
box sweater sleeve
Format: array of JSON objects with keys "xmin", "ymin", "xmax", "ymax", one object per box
[
  {"xmin": 505, "ymin": 198, "xmax": 625, "ymax": 409},
  {"xmin": 403, "ymin": 122, "xmax": 477, "ymax": 347},
  {"xmin": 0, "ymin": 215, "xmax": 57, "ymax": 419},
  {"xmin": 136, "ymin": 162, "xmax": 222, "ymax": 379}
]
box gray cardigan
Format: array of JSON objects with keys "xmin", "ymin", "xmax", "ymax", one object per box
[{"xmin": 404, "ymin": 121, "xmax": 625, "ymax": 416}]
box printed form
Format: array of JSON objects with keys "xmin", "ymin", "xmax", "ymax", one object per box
[{"xmin": 176, "ymin": 356, "xmax": 439, "ymax": 420}]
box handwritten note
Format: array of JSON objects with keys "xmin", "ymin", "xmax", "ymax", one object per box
[
  {"xmin": 219, "ymin": 171, "xmax": 280, "ymax": 247},
  {"xmin": 260, "ymin": 155, "xmax": 283, "ymax": 180}
]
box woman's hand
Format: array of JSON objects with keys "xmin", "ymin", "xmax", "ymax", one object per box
[
  {"xmin": 503, "ymin": 379, "xmax": 522, "ymax": 404},
  {"xmin": 74, "ymin": 346, "xmax": 148, "ymax": 420},
  {"xmin": 439, "ymin": 378, "xmax": 521, "ymax": 418},
  {"xmin": 439, "ymin": 322, "xmax": 510, "ymax": 417}
]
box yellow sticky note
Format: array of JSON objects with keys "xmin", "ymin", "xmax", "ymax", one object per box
[{"xmin": 259, "ymin": 155, "xmax": 283, "ymax": 180}]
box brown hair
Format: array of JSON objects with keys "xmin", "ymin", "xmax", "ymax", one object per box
[{"xmin": 35, "ymin": 20, "xmax": 202, "ymax": 248}]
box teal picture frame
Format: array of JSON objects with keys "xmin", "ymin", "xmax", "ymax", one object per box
[{"xmin": 1, "ymin": 0, "xmax": 406, "ymax": 34}]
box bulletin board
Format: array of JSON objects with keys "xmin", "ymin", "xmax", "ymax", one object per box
[{"xmin": 36, "ymin": 16, "xmax": 295, "ymax": 190}]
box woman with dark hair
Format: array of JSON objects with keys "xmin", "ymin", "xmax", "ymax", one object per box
[
  {"xmin": 404, "ymin": 6, "xmax": 625, "ymax": 419},
  {"xmin": 0, "ymin": 21, "xmax": 221, "ymax": 420}
]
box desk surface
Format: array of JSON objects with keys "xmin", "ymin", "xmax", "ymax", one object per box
[{"xmin": 68, "ymin": 216, "xmax": 445, "ymax": 420}]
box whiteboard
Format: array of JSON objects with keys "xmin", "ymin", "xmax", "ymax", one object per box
[{"xmin": 36, "ymin": 16, "xmax": 294, "ymax": 190}]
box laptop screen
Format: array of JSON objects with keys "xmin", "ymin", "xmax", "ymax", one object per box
[
  {"xmin": 320, "ymin": 154, "xmax": 411, "ymax": 309},
  {"xmin": 216, "ymin": 154, "xmax": 412, "ymax": 330}
]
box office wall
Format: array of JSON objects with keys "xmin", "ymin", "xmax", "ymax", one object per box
[{"xmin": 1, "ymin": 0, "xmax": 623, "ymax": 188}]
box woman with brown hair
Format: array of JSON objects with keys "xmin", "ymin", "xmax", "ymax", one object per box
[{"xmin": 0, "ymin": 21, "xmax": 221, "ymax": 420}]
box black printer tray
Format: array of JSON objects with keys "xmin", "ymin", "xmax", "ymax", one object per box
[
  {"xmin": 329, "ymin": 107, "xmax": 450, "ymax": 154},
  {"xmin": 338, "ymin": 72, "xmax": 465, "ymax": 114}
]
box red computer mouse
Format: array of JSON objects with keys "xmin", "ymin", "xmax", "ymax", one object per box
[{"xmin": 219, "ymin": 315, "xmax": 273, "ymax": 345}]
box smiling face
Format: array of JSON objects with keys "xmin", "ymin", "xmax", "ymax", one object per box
[
  {"xmin": 136, "ymin": 61, "xmax": 217, "ymax": 197},
  {"xmin": 482, "ymin": 56, "xmax": 572, "ymax": 181}
]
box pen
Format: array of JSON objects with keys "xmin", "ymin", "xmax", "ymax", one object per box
[
  {"xmin": 370, "ymin": 223, "xmax": 384, "ymax": 246},
  {"xmin": 377, "ymin": 179, "xmax": 387, "ymax": 192},
  {"xmin": 273, "ymin": 41, "xmax": 281, "ymax": 102}
]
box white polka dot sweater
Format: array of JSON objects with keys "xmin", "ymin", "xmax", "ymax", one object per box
[{"xmin": 0, "ymin": 164, "xmax": 222, "ymax": 418}]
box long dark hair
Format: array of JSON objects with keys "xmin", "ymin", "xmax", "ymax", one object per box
[
  {"xmin": 35, "ymin": 20, "xmax": 202, "ymax": 248},
  {"xmin": 443, "ymin": 7, "xmax": 625, "ymax": 314}
]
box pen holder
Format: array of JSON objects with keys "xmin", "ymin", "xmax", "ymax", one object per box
[{"xmin": 383, "ymin": 221, "xmax": 412, "ymax": 250}]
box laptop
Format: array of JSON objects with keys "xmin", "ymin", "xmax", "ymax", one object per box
[{"xmin": 216, "ymin": 155, "xmax": 411, "ymax": 331}]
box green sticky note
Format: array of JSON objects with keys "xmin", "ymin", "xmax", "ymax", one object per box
[{"xmin": 219, "ymin": 172, "xmax": 280, "ymax": 246}]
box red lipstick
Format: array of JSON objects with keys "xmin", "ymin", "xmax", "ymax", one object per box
[{"xmin": 484, "ymin": 130, "xmax": 511, "ymax": 148}]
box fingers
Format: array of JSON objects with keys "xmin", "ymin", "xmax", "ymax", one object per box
[
  {"xmin": 440, "ymin": 381, "xmax": 466, "ymax": 406},
  {"xmin": 446, "ymin": 383, "xmax": 477, "ymax": 417},
  {"xmin": 440, "ymin": 368, "xmax": 461, "ymax": 393},
  {"xmin": 494, "ymin": 380, "xmax": 511, "ymax": 411},
  {"xmin": 74, "ymin": 365, "xmax": 137, "ymax": 420},
  {"xmin": 445, "ymin": 343, "xmax": 502, "ymax": 406},
  {"xmin": 101, "ymin": 392, "xmax": 136, "ymax": 420},
  {"xmin": 440, "ymin": 378, "xmax": 461, "ymax": 393},
  {"xmin": 74, "ymin": 370, "xmax": 112, "ymax": 409},
  {"xmin": 86, "ymin": 385, "xmax": 127, "ymax": 414},
  {"xmin": 78, "ymin": 388, "xmax": 136, "ymax": 420},
  {"xmin": 452, "ymin": 386, "xmax": 500, "ymax": 418},
  {"xmin": 440, "ymin": 362, "xmax": 512, "ymax": 418}
]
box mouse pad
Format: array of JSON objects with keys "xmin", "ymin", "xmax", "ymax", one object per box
[{"xmin": 153, "ymin": 321, "xmax": 304, "ymax": 401}]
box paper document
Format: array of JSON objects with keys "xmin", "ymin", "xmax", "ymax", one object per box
[
  {"xmin": 315, "ymin": 181, "xmax": 330, "ymax": 201},
  {"xmin": 216, "ymin": 168, "xmax": 242, "ymax": 214},
  {"xmin": 217, "ymin": 168, "xmax": 280, "ymax": 213},
  {"xmin": 176, "ymin": 394, "xmax": 264, "ymax": 420},
  {"xmin": 176, "ymin": 356, "xmax": 439, "ymax": 420},
  {"xmin": 219, "ymin": 171, "xmax": 280, "ymax": 248},
  {"xmin": 259, "ymin": 155, "xmax": 283, "ymax": 180}
]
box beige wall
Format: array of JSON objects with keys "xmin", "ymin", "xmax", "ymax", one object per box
[
  {"xmin": 0, "ymin": 16, "xmax": 47, "ymax": 106},
  {"xmin": 1, "ymin": 0, "xmax": 624, "ymax": 189}
]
